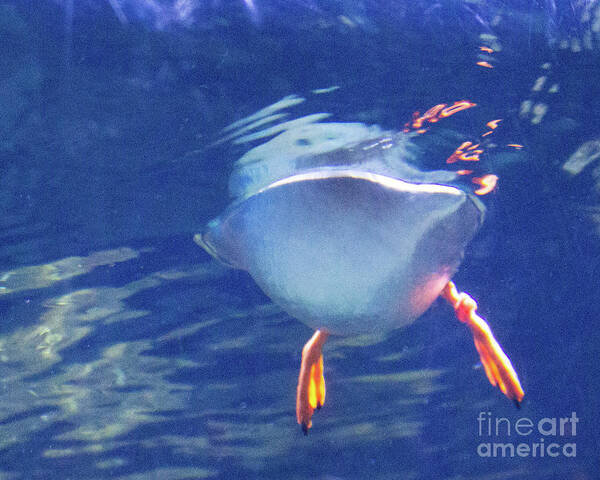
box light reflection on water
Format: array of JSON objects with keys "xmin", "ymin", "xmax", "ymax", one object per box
[
  {"xmin": 0, "ymin": 243, "xmax": 575, "ymax": 479},
  {"xmin": 1, "ymin": 204, "xmax": 594, "ymax": 480},
  {"xmin": 0, "ymin": 245, "xmax": 469, "ymax": 478}
]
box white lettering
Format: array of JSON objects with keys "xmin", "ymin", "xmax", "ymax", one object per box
[
  {"xmin": 538, "ymin": 417, "xmax": 556, "ymax": 436},
  {"xmin": 515, "ymin": 417, "xmax": 533, "ymax": 436}
]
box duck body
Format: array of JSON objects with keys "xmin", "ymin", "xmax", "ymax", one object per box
[
  {"xmin": 197, "ymin": 124, "xmax": 484, "ymax": 335},
  {"xmin": 196, "ymin": 119, "xmax": 524, "ymax": 432}
]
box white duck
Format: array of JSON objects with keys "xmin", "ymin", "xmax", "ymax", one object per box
[{"xmin": 196, "ymin": 120, "xmax": 524, "ymax": 434}]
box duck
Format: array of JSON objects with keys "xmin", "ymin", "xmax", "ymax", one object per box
[{"xmin": 195, "ymin": 120, "xmax": 524, "ymax": 434}]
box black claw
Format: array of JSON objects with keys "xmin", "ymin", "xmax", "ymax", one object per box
[
  {"xmin": 301, "ymin": 422, "xmax": 308, "ymax": 436},
  {"xmin": 513, "ymin": 398, "xmax": 521, "ymax": 409},
  {"xmin": 316, "ymin": 402, "xmax": 322, "ymax": 411}
]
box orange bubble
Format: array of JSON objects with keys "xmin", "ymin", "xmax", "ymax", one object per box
[
  {"xmin": 411, "ymin": 104, "xmax": 447, "ymax": 128},
  {"xmin": 473, "ymin": 174, "xmax": 498, "ymax": 195},
  {"xmin": 486, "ymin": 119, "xmax": 502, "ymax": 129},
  {"xmin": 479, "ymin": 46, "xmax": 494, "ymax": 53},
  {"xmin": 440, "ymin": 101, "xmax": 477, "ymax": 117},
  {"xmin": 477, "ymin": 61, "xmax": 494, "ymax": 68},
  {"xmin": 456, "ymin": 169, "xmax": 474, "ymax": 175},
  {"xmin": 422, "ymin": 103, "xmax": 446, "ymax": 121},
  {"xmin": 507, "ymin": 143, "xmax": 523, "ymax": 149},
  {"xmin": 406, "ymin": 101, "xmax": 476, "ymax": 133},
  {"xmin": 459, "ymin": 152, "xmax": 482, "ymax": 161},
  {"xmin": 446, "ymin": 153, "xmax": 460, "ymax": 164},
  {"xmin": 411, "ymin": 112, "xmax": 424, "ymax": 129},
  {"xmin": 447, "ymin": 141, "xmax": 482, "ymax": 163}
]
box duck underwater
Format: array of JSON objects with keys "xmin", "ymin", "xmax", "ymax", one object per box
[{"xmin": 195, "ymin": 98, "xmax": 524, "ymax": 434}]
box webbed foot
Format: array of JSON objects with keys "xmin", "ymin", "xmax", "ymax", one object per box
[
  {"xmin": 442, "ymin": 281, "xmax": 525, "ymax": 405},
  {"xmin": 296, "ymin": 329, "xmax": 329, "ymax": 434}
]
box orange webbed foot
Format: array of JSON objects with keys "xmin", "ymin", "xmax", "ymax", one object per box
[
  {"xmin": 296, "ymin": 329, "xmax": 329, "ymax": 435},
  {"xmin": 441, "ymin": 281, "xmax": 525, "ymax": 406}
]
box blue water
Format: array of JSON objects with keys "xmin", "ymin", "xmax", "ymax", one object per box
[{"xmin": 0, "ymin": 1, "xmax": 599, "ymax": 479}]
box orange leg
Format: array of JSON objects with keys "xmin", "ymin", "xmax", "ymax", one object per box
[
  {"xmin": 441, "ymin": 281, "xmax": 525, "ymax": 407},
  {"xmin": 296, "ymin": 329, "xmax": 329, "ymax": 435}
]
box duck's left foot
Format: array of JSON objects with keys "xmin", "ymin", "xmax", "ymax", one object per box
[
  {"xmin": 296, "ymin": 329, "xmax": 329, "ymax": 435},
  {"xmin": 442, "ymin": 281, "xmax": 525, "ymax": 405}
]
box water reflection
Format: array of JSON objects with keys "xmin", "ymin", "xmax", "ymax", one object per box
[
  {"xmin": 0, "ymin": 246, "xmax": 469, "ymax": 478},
  {"xmin": 0, "ymin": 231, "xmax": 591, "ymax": 479},
  {"xmin": 0, "ymin": 248, "xmax": 226, "ymax": 476},
  {"xmin": 0, "ymin": 248, "xmax": 140, "ymax": 295}
]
